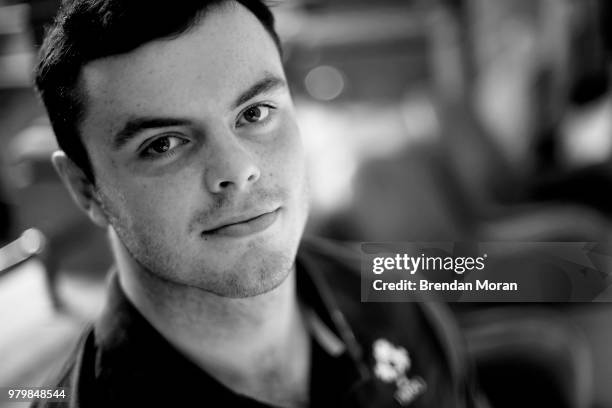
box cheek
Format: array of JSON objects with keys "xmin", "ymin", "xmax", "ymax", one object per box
[
  {"xmin": 108, "ymin": 177, "xmax": 193, "ymax": 235},
  {"xmin": 263, "ymin": 119, "xmax": 305, "ymax": 183}
]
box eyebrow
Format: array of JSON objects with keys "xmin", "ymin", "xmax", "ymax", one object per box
[
  {"xmin": 231, "ymin": 73, "xmax": 286, "ymax": 109},
  {"xmin": 113, "ymin": 118, "xmax": 194, "ymax": 150},
  {"xmin": 112, "ymin": 73, "xmax": 287, "ymax": 151}
]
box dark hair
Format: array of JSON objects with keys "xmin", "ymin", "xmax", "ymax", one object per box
[
  {"xmin": 602, "ymin": 0, "xmax": 611, "ymax": 56},
  {"xmin": 35, "ymin": 0, "xmax": 281, "ymax": 181}
]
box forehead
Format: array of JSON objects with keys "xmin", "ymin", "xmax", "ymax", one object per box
[{"xmin": 80, "ymin": 2, "xmax": 283, "ymax": 137}]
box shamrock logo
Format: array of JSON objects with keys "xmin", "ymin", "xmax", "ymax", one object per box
[
  {"xmin": 372, "ymin": 339, "xmax": 427, "ymax": 406},
  {"xmin": 373, "ymin": 338, "xmax": 410, "ymax": 382}
]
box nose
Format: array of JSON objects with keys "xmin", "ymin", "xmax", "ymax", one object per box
[{"xmin": 204, "ymin": 131, "xmax": 261, "ymax": 193}]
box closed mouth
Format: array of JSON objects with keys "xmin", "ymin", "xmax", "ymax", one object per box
[{"xmin": 202, "ymin": 208, "xmax": 281, "ymax": 237}]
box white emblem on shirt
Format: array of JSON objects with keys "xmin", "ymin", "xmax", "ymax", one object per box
[{"xmin": 372, "ymin": 339, "xmax": 427, "ymax": 406}]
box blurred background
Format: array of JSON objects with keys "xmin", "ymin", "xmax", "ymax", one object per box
[{"xmin": 0, "ymin": 0, "xmax": 611, "ymax": 407}]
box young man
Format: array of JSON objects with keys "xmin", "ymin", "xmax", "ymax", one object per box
[{"xmin": 33, "ymin": 1, "xmax": 484, "ymax": 406}]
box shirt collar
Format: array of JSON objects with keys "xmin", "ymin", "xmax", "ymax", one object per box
[{"xmin": 93, "ymin": 246, "xmax": 368, "ymax": 403}]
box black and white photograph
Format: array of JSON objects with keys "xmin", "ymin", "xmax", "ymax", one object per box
[{"xmin": 0, "ymin": 0, "xmax": 611, "ymax": 407}]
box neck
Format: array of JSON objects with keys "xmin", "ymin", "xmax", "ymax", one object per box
[{"xmin": 108, "ymin": 229, "xmax": 310, "ymax": 407}]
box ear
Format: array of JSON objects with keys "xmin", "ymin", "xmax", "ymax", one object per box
[{"xmin": 51, "ymin": 150, "xmax": 109, "ymax": 228}]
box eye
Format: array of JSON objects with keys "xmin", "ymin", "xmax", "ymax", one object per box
[
  {"xmin": 236, "ymin": 104, "xmax": 274, "ymax": 127},
  {"xmin": 141, "ymin": 135, "xmax": 187, "ymax": 158}
]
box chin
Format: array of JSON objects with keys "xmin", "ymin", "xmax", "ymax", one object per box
[
  {"xmin": 200, "ymin": 208, "xmax": 306, "ymax": 298},
  {"xmin": 198, "ymin": 245, "xmax": 296, "ymax": 298},
  {"xmin": 122, "ymin": 202, "xmax": 307, "ymax": 298}
]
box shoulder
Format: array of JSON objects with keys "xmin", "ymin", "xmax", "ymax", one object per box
[
  {"xmin": 297, "ymin": 235, "xmax": 462, "ymax": 338},
  {"xmin": 296, "ymin": 236, "xmax": 364, "ymax": 306},
  {"xmin": 31, "ymin": 327, "xmax": 99, "ymax": 408},
  {"xmin": 297, "ymin": 235, "xmax": 362, "ymax": 289},
  {"xmin": 298, "ymin": 236, "xmax": 478, "ymax": 400},
  {"xmin": 298, "ymin": 235, "xmax": 361, "ymax": 271}
]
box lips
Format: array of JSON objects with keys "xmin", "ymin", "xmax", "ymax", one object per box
[{"xmin": 202, "ymin": 208, "xmax": 281, "ymax": 237}]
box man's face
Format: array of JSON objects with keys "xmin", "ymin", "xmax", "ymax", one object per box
[{"xmin": 78, "ymin": 2, "xmax": 309, "ymax": 297}]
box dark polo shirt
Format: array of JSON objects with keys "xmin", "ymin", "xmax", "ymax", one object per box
[{"xmin": 32, "ymin": 238, "xmax": 484, "ymax": 407}]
